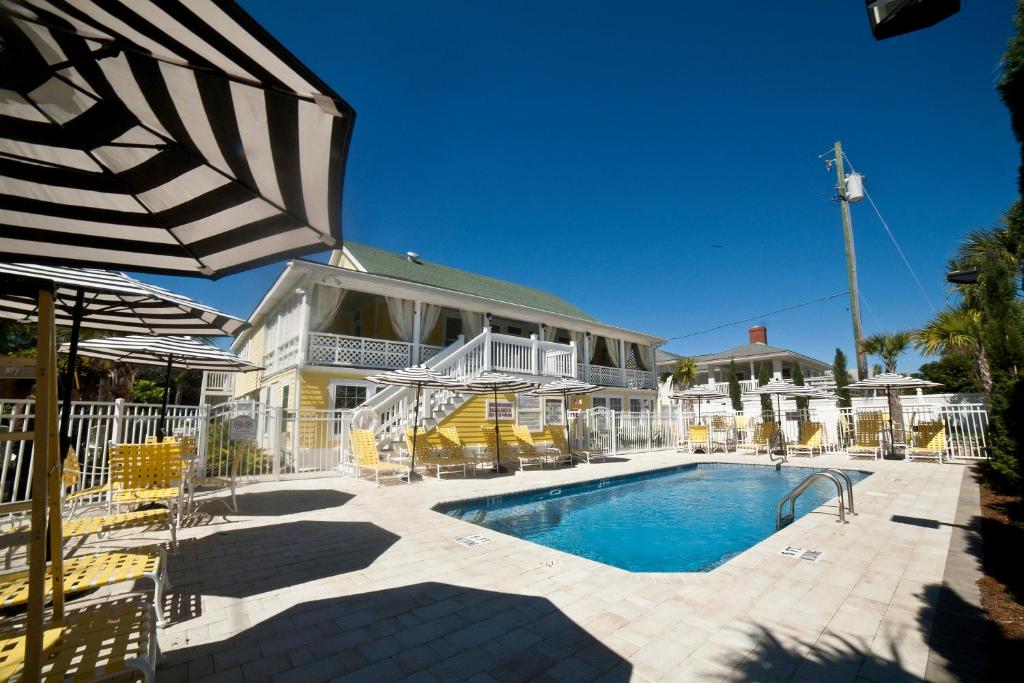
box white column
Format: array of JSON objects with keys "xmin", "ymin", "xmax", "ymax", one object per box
[
  {"xmin": 412, "ymin": 300, "xmax": 422, "ymax": 366},
  {"xmin": 570, "ymin": 340, "xmax": 578, "ymax": 378},
  {"xmin": 772, "ymin": 357, "xmax": 783, "ymax": 381},
  {"xmin": 749, "ymin": 360, "xmax": 756, "ymax": 381},
  {"xmin": 292, "ymin": 289, "xmax": 310, "ymax": 466},
  {"xmin": 619, "ymin": 339, "xmax": 626, "ymax": 386},
  {"xmin": 483, "ymin": 326, "xmax": 493, "ymax": 371},
  {"xmin": 583, "ymin": 334, "xmax": 590, "ymax": 381},
  {"xmin": 529, "ymin": 333, "xmax": 539, "ymax": 375}
]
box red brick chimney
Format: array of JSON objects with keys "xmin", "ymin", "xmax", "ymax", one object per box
[{"xmin": 748, "ymin": 325, "xmax": 767, "ymax": 345}]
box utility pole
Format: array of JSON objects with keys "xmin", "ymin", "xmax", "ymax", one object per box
[{"xmin": 833, "ymin": 141, "xmax": 868, "ymax": 380}]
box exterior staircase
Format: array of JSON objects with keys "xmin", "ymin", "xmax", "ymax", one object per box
[{"xmin": 353, "ymin": 328, "xmax": 577, "ymax": 453}]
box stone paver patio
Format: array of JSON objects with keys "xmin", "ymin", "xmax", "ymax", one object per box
[{"xmin": 80, "ymin": 450, "xmax": 980, "ymax": 681}]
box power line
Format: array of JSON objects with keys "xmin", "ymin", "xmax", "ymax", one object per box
[
  {"xmin": 842, "ymin": 151, "xmax": 937, "ymax": 312},
  {"xmin": 666, "ymin": 291, "xmax": 849, "ymax": 341}
]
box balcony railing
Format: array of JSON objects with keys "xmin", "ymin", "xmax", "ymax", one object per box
[
  {"xmin": 306, "ymin": 332, "xmax": 446, "ymax": 369},
  {"xmin": 578, "ymin": 363, "xmax": 657, "ymax": 390}
]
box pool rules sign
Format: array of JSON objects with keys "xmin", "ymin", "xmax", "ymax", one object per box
[{"xmin": 229, "ymin": 415, "xmax": 257, "ymax": 442}]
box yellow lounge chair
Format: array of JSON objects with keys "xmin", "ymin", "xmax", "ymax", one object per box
[
  {"xmin": 479, "ymin": 424, "xmax": 532, "ymax": 470},
  {"xmin": 405, "ymin": 428, "xmax": 467, "ymax": 479},
  {"xmin": 349, "ymin": 429, "xmax": 410, "ymax": 486},
  {"xmin": 787, "ymin": 422, "xmax": 825, "ymax": 458},
  {"xmin": 906, "ymin": 421, "xmax": 947, "ymax": 462},
  {"xmin": 550, "ymin": 427, "xmax": 604, "ymax": 464},
  {"xmin": 847, "ymin": 413, "xmax": 884, "ymax": 460},
  {"xmin": 688, "ymin": 425, "xmax": 709, "ymax": 453},
  {"xmin": 749, "ymin": 422, "xmax": 778, "ymax": 455},
  {"xmin": 108, "ymin": 441, "xmax": 184, "ymax": 511},
  {"xmin": 514, "ymin": 426, "xmax": 572, "ymax": 468},
  {"xmin": 0, "ymin": 546, "xmax": 169, "ymax": 627},
  {"xmin": 0, "ymin": 597, "xmax": 159, "ymax": 682}
]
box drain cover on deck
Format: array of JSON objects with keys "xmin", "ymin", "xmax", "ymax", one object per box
[
  {"xmin": 541, "ymin": 559, "xmax": 561, "ymax": 568},
  {"xmin": 779, "ymin": 546, "xmax": 824, "ymax": 562},
  {"xmin": 455, "ymin": 534, "xmax": 492, "ymax": 548}
]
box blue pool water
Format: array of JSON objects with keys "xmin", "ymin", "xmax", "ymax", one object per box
[{"xmin": 438, "ymin": 463, "xmax": 870, "ymax": 572}]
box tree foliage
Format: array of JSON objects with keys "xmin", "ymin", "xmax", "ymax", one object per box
[
  {"xmin": 833, "ymin": 348, "xmax": 852, "ymax": 408},
  {"xmin": 727, "ymin": 359, "xmax": 742, "ymax": 412},
  {"xmin": 914, "ymin": 355, "xmax": 981, "ymax": 395},
  {"xmin": 859, "ymin": 331, "xmax": 914, "ymax": 373},
  {"xmin": 671, "ymin": 356, "xmax": 698, "ymax": 390},
  {"xmin": 757, "ymin": 363, "xmax": 772, "ymax": 419},
  {"xmin": 791, "ymin": 362, "xmax": 808, "ymax": 411}
]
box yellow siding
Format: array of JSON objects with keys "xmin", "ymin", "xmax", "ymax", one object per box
[
  {"xmin": 421, "ymin": 394, "xmax": 563, "ymax": 448},
  {"xmin": 297, "ymin": 369, "xmax": 366, "ymax": 447},
  {"xmin": 232, "ymin": 327, "xmax": 265, "ymax": 398}
]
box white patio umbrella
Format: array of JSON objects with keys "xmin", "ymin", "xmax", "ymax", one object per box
[
  {"xmin": 531, "ymin": 378, "xmax": 601, "ymax": 458},
  {"xmin": 0, "ymin": 0, "xmax": 355, "ymax": 278},
  {"xmin": 670, "ymin": 385, "xmax": 729, "ymax": 421},
  {"xmin": 451, "ymin": 372, "xmax": 539, "ymax": 473},
  {"xmin": 366, "ymin": 367, "xmax": 457, "ymax": 475},
  {"xmin": 1, "ymin": 263, "xmax": 248, "ymax": 467},
  {"xmin": 845, "ymin": 373, "xmax": 942, "ymax": 456},
  {"xmin": 743, "ymin": 380, "xmax": 835, "ymax": 447},
  {"xmin": 61, "ymin": 335, "xmax": 261, "ymax": 438}
]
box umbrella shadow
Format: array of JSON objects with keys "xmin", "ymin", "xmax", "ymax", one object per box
[
  {"xmin": 161, "ymin": 581, "xmax": 632, "ymax": 682},
  {"xmin": 167, "ymin": 520, "xmax": 399, "ymax": 602},
  {"xmin": 198, "ymin": 488, "xmax": 355, "ymax": 516}
]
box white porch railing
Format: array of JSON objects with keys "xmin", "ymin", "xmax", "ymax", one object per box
[
  {"xmin": 305, "ymin": 332, "xmax": 445, "ymax": 369},
  {"xmin": 358, "ymin": 328, "xmax": 577, "ymax": 447},
  {"xmin": 578, "ymin": 363, "xmax": 657, "ymax": 390}
]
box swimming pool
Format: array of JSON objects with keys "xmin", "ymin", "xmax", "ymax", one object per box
[{"xmin": 437, "ymin": 463, "xmax": 870, "ymax": 572}]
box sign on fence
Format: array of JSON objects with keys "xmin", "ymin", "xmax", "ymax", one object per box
[{"xmin": 228, "ymin": 415, "xmax": 257, "ymax": 441}]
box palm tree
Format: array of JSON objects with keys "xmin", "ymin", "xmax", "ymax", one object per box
[
  {"xmin": 859, "ymin": 331, "xmax": 914, "ymax": 373},
  {"xmin": 914, "ymin": 306, "xmax": 991, "ymax": 399},
  {"xmin": 671, "ymin": 357, "xmax": 698, "ymax": 390},
  {"xmin": 860, "ymin": 330, "xmax": 914, "ymax": 446}
]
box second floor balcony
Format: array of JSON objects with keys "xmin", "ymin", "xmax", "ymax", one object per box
[{"xmin": 306, "ymin": 332, "xmax": 444, "ymax": 370}]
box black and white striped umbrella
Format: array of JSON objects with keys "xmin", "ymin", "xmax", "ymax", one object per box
[
  {"xmin": 670, "ymin": 385, "xmax": 728, "ymax": 421},
  {"xmin": 531, "ymin": 378, "xmax": 600, "ymax": 452},
  {"xmin": 0, "ymin": 0, "xmax": 355, "ymax": 277},
  {"xmin": 845, "ymin": 373, "xmax": 941, "ymax": 391},
  {"xmin": 61, "ymin": 334, "xmax": 260, "ymax": 371},
  {"xmin": 0, "ymin": 263, "xmax": 246, "ymax": 335},
  {"xmin": 61, "ymin": 334, "xmax": 260, "ymax": 437},
  {"xmin": 450, "ymin": 372, "xmax": 539, "ymax": 472},
  {"xmin": 368, "ymin": 366, "xmax": 456, "ymax": 473}
]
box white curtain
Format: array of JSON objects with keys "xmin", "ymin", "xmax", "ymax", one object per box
[
  {"xmin": 385, "ymin": 297, "xmax": 415, "ymax": 341},
  {"xmin": 632, "ymin": 344, "xmax": 649, "ymax": 371},
  {"xmin": 460, "ymin": 310, "xmax": 484, "ymax": 339},
  {"xmin": 606, "ymin": 337, "xmax": 620, "ymax": 368},
  {"xmin": 309, "ymin": 285, "xmax": 346, "ymax": 332},
  {"xmin": 419, "ymin": 303, "xmax": 442, "ymax": 343},
  {"xmin": 573, "ymin": 331, "xmax": 595, "ymax": 363},
  {"xmin": 546, "ymin": 326, "xmax": 561, "ymax": 343}
]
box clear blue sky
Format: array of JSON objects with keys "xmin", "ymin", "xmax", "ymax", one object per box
[{"xmin": 138, "ymin": 1, "xmax": 1020, "ymax": 372}]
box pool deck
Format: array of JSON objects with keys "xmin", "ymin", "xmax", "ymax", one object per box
[{"xmin": 141, "ymin": 450, "xmax": 977, "ymax": 682}]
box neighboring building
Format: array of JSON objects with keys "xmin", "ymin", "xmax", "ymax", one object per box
[
  {"xmin": 657, "ymin": 326, "xmax": 834, "ymax": 402},
  {"xmin": 202, "ymin": 242, "xmax": 664, "ymax": 457}
]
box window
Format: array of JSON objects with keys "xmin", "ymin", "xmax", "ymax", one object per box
[
  {"xmin": 593, "ymin": 397, "xmax": 623, "ymax": 412},
  {"xmin": 332, "ymin": 383, "xmax": 368, "ymax": 435},
  {"xmin": 506, "ymin": 325, "xmax": 523, "ymax": 337},
  {"xmin": 444, "ymin": 317, "xmax": 462, "ymax": 345},
  {"xmin": 543, "ymin": 398, "xmax": 563, "ymax": 425},
  {"xmin": 516, "ymin": 394, "xmax": 541, "ymax": 431},
  {"xmin": 629, "ymin": 398, "xmax": 642, "ymax": 414}
]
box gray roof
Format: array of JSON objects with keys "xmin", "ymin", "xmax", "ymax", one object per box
[
  {"xmin": 345, "ymin": 242, "xmax": 595, "ymax": 321},
  {"xmin": 656, "ymin": 349, "xmax": 681, "ymax": 364},
  {"xmin": 694, "ymin": 342, "xmax": 828, "ymax": 367}
]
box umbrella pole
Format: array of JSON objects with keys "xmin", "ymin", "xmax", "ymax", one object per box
[
  {"xmin": 57, "ymin": 288, "xmax": 85, "ymax": 461},
  {"xmin": 886, "ymin": 385, "xmax": 895, "ymax": 459},
  {"xmin": 563, "ymin": 391, "xmax": 572, "ymax": 462},
  {"xmin": 493, "ymin": 389, "xmax": 502, "ymax": 473},
  {"xmin": 158, "ymin": 356, "xmax": 174, "ymax": 439},
  {"xmin": 411, "ymin": 384, "xmax": 421, "ymax": 475}
]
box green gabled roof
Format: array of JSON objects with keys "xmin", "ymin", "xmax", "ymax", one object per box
[{"xmin": 343, "ymin": 242, "xmax": 596, "ymax": 321}]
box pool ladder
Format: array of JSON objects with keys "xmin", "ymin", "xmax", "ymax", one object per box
[{"xmin": 776, "ymin": 469, "xmax": 856, "ymax": 529}]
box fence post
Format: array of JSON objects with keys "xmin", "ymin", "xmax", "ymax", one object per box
[
  {"xmin": 483, "ymin": 327, "xmax": 492, "ymax": 371},
  {"xmin": 196, "ymin": 404, "xmax": 210, "ymax": 475},
  {"xmin": 270, "ymin": 405, "xmax": 282, "ymax": 481},
  {"xmin": 529, "ymin": 334, "xmax": 539, "ymax": 375},
  {"xmin": 611, "ymin": 410, "xmax": 618, "ymax": 455},
  {"xmin": 111, "ymin": 398, "xmax": 125, "ymax": 444}
]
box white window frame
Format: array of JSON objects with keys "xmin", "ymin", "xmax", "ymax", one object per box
[
  {"xmin": 516, "ymin": 393, "xmax": 542, "ymax": 432},
  {"xmin": 329, "ymin": 379, "xmax": 378, "ymax": 435}
]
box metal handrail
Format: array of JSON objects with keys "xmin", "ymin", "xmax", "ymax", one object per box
[
  {"xmin": 824, "ymin": 468, "xmax": 856, "ymax": 515},
  {"xmin": 776, "ymin": 471, "xmax": 847, "ymax": 529}
]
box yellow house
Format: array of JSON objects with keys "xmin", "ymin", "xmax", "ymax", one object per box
[{"xmin": 202, "ymin": 242, "xmax": 664, "ymax": 459}]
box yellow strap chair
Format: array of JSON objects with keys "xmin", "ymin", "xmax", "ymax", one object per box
[
  {"xmin": 750, "ymin": 422, "xmax": 778, "ymax": 455},
  {"xmin": 405, "ymin": 428, "xmax": 467, "ymax": 479},
  {"xmin": 0, "ymin": 546, "xmax": 169, "ymax": 627},
  {"xmin": 906, "ymin": 421, "xmax": 947, "ymax": 462},
  {"xmin": 786, "ymin": 422, "xmax": 825, "ymax": 458},
  {"xmin": 550, "ymin": 427, "xmax": 605, "ymax": 464},
  {"xmin": 0, "ymin": 597, "xmax": 159, "ymax": 682},
  {"xmin": 514, "ymin": 426, "xmax": 571, "ymax": 468},
  {"xmin": 847, "ymin": 412, "xmax": 884, "ymax": 460},
  {"xmin": 349, "ymin": 429, "xmax": 410, "ymax": 486}
]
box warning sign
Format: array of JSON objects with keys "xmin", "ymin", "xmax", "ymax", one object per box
[{"xmin": 228, "ymin": 415, "xmax": 257, "ymax": 441}]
